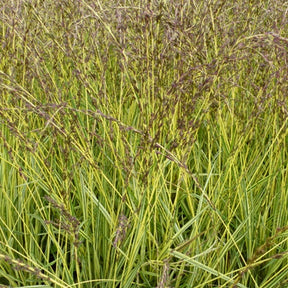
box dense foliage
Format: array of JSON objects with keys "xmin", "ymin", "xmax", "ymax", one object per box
[{"xmin": 0, "ymin": 1, "xmax": 288, "ymax": 287}]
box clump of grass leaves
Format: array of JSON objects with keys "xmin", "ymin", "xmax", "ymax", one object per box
[{"xmin": 1, "ymin": 0, "xmax": 288, "ymax": 287}]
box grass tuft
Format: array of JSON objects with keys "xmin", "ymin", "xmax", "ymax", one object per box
[{"xmin": 1, "ymin": 0, "xmax": 288, "ymax": 287}]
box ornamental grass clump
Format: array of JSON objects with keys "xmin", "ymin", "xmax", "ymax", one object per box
[{"xmin": 0, "ymin": 0, "xmax": 288, "ymax": 287}]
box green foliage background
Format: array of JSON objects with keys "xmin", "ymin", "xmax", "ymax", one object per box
[{"xmin": 0, "ymin": 0, "xmax": 288, "ymax": 287}]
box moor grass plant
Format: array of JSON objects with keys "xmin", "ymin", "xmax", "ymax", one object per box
[{"xmin": 0, "ymin": 0, "xmax": 288, "ymax": 287}]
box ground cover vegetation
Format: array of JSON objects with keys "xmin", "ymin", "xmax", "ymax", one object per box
[{"xmin": 0, "ymin": 0, "xmax": 288, "ymax": 287}]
